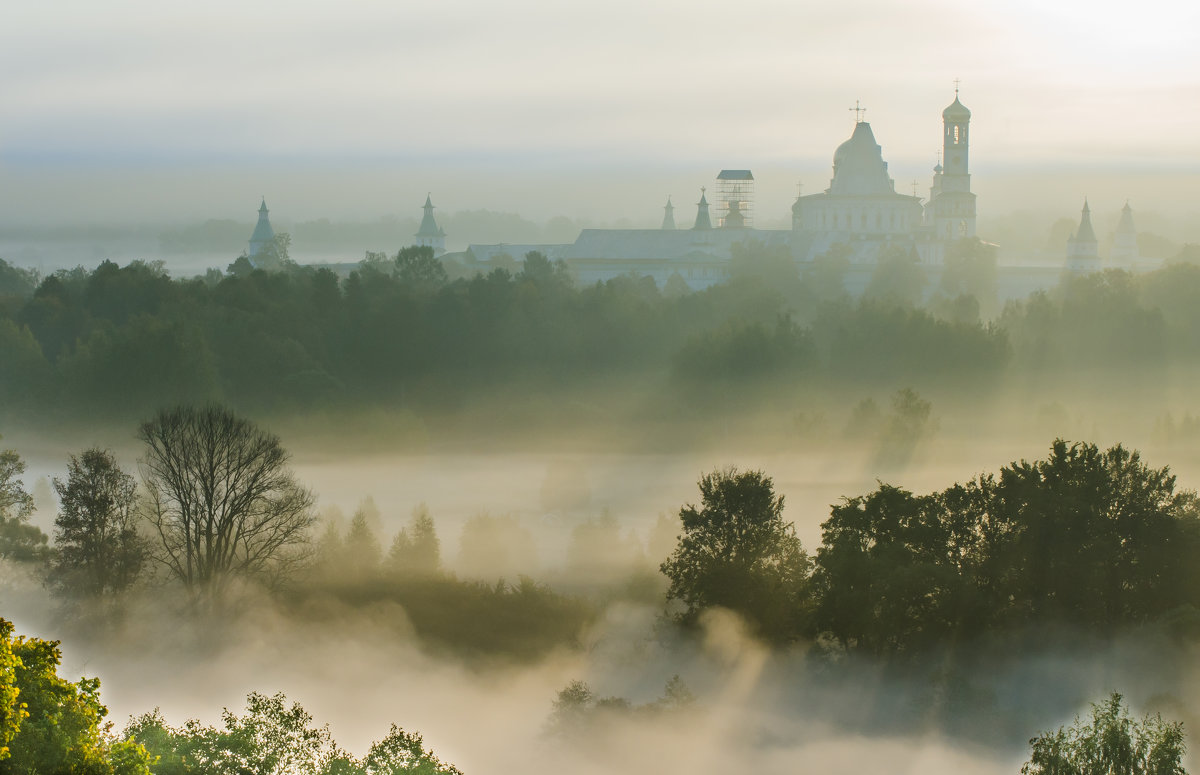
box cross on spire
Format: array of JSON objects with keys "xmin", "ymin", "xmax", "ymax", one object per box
[
  {"xmin": 953, "ymin": 78, "xmax": 961, "ymax": 96},
  {"xmin": 849, "ymin": 100, "xmax": 866, "ymax": 124}
]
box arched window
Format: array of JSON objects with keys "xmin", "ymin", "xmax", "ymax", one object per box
[{"xmin": 953, "ymin": 126, "xmax": 961, "ymax": 144}]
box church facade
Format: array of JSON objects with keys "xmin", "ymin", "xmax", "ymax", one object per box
[{"xmin": 465, "ymin": 90, "xmax": 981, "ymax": 289}]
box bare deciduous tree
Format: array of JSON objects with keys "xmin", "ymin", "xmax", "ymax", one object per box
[{"xmin": 138, "ymin": 405, "xmax": 315, "ymax": 598}]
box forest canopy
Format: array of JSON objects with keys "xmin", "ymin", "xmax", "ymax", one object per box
[{"xmin": 13, "ymin": 242, "xmax": 1198, "ymax": 427}]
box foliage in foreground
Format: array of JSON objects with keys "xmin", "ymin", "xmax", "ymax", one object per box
[
  {"xmin": 126, "ymin": 692, "xmax": 461, "ymax": 775},
  {"xmin": 0, "ymin": 618, "xmax": 153, "ymax": 774},
  {"xmin": 1023, "ymin": 693, "xmax": 1186, "ymax": 775},
  {"xmin": 0, "ymin": 617, "xmax": 463, "ymax": 774}
]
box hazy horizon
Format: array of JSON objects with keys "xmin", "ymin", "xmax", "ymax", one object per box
[{"xmin": 4, "ymin": 0, "xmax": 1199, "ymax": 231}]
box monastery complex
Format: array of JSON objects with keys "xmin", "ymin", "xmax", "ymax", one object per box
[{"xmin": 248, "ymin": 90, "xmax": 1150, "ymax": 297}]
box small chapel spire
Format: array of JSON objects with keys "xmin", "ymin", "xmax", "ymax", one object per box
[
  {"xmin": 248, "ymin": 197, "xmax": 275, "ymax": 258},
  {"xmin": 1066, "ymin": 197, "xmax": 1100, "ymax": 273},
  {"xmin": 415, "ymin": 193, "xmax": 446, "ymax": 255},
  {"xmin": 662, "ymin": 196, "xmax": 677, "ymax": 230},
  {"xmin": 693, "ymin": 187, "xmax": 712, "ymax": 231},
  {"xmin": 1111, "ymin": 199, "xmax": 1140, "ymax": 269}
]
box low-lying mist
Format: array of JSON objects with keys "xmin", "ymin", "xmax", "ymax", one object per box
[{"xmin": 9, "ymin": 420, "xmax": 1200, "ymax": 774}]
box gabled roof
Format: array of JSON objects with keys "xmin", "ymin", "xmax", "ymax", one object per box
[{"xmin": 717, "ymin": 170, "xmax": 754, "ymax": 181}]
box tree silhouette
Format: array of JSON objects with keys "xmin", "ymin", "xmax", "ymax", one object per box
[
  {"xmin": 1023, "ymin": 693, "xmax": 1186, "ymax": 775},
  {"xmin": 660, "ymin": 468, "xmax": 811, "ymax": 642},
  {"xmin": 51, "ymin": 448, "xmax": 148, "ymax": 599},
  {"xmin": 138, "ymin": 405, "xmax": 315, "ymax": 600}
]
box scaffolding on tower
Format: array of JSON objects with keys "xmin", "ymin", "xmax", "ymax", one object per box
[{"xmin": 716, "ymin": 170, "xmax": 754, "ymax": 229}]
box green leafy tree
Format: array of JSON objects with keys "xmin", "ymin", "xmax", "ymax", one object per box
[
  {"xmin": 983, "ymin": 440, "xmax": 1200, "ymax": 631},
  {"xmin": 0, "ymin": 620, "xmax": 23, "ymax": 762},
  {"xmin": 0, "ymin": 446, "xmax": 48, "ymax": 564},
  {"xmin": 0, "ymin": 617, "xmax": 154, "ymax": 774},
  {"xmin": 138, "ymin": 405, "xmax": 316, "ymax": 600},
  {"xmin": 126, "ymin": 693, "xmax": 341, "ymax": 775},
  {"xmin": 1023, "ymin": 693, "xmax": 1186, "ymax": 775},
  {"xmin": 395, "ymin": 246, "xmax": 448, "ymax": 291},
  {"xmin": 660, "ymin": 468, "xmax": 812, "ymax": 643},
  {"xmin": 125, "ymin": 694, "xmax": 462, "ymax": 775},
  {"xmin": 361, "ymin": 726, "xmax": 462, "ymax": 775},
  {"xmin": 518, "ymin": 251, "xmax": 572, "ymax": 291},
  {"xmin": 0, "ymin": 321, "xmax": 52, "ymax": 413},
  {"xmin": 813, "ymin": 483, "xmax": 977, "ymax": 656},
  {"xmin": 544, "ymin": 680, "xmax": 594, "ymax": 739},
  {"xmin": 0, "ymin": 259, "xmax": 39, "ymax": 299},
  {"xmin": 814, "ymin": 440, "xmax": 1200, "ymax": 655},
  {"xmin": 51, "ymin": 448, "xmax": 149, "ymax": 599}
]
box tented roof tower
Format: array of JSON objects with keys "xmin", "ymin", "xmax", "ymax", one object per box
[
  {"xmin": 415, "ymin": 194, "xmax": 447, "ymax": 255},
  {"xmin": 248, "ymin": 198, "xmax": 275, "ymax": 257},
  {"xmin": 693, "ymin": 188, "xmax": 712, "ymax": 231},
  {"xmin": 1066, "ymin": 199, "xmax": 1100, "ymax": 274},
  {"xmin": 662, "ymin": 197, "xmax": 677, "ymax": 230},
  {"xmin": 1110, "ymin": 201, "xmax": 1140, "ymax": 269}
]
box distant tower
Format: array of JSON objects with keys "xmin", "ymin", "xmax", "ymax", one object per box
[
  {"xmin": 1066, "ymin": 199, "xmax": 1100, "ymax": 274},
  {"xmin": 662, "ymin": 196, "xmax": 677, "ymax": 230},
  {"xmin": 248, "ymin": 197, "xmax": 275, "ymax": 259},
  {"xmin": 693, "ymin": 188, "xmax": 712, "ymax": 231},
  {"xmin": 415, "ymin": 194, "xmax": 446, "ymax": 255},
  {"xmin": 715, "ymin": 170, "xmax": 754, "ymax": 228},
  {"xmin": 1110, "ymin": 201, "xmax": 1140, "ymax": 269},
  {"xmin": 791, "ymin": 183, "xmax": 803, "ymax": 231},
  {"xmin": 926, "ymin": 84, "xmax": 976, "ymax": 240}
]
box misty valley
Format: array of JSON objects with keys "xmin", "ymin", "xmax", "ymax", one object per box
[{"xmin": 4, "ymin": 240, "xmax": 1200, "ymax": 774}]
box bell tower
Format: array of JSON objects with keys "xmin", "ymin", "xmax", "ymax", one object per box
[
  {"xmin": 942, "ymin": 82, "xmax": 970, "ymax": 190},
  {"xmin": 926, "ymin": 82, "xmax": 976, "ymax": 240}
]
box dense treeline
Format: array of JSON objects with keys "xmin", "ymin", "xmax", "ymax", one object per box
[
  {"xmin": 5, "ymin": 239, "xmax": 1200, "ymax": 426},
  {"xmin": 0, "ymin": 243, "xmax": 1004, "ymax": 423},
  {"xmin": 662, "ymin": 440, "xmax": 1200, "ymax": 655}
]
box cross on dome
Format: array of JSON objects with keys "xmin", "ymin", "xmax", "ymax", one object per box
[{"xmin": 849, "ymin": 100, "xmax": 866, "ymax": 124}]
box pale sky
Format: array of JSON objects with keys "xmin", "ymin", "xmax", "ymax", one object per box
[{"xmin": 2, "ymin": 0, "xmax": 1199, "ymax": 224}]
